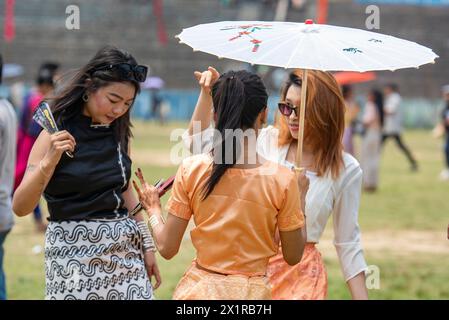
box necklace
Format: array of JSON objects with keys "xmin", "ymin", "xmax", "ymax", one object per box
[{"xmin": 90, "ymin": 123, "xmax": 110, "ymax": 129}]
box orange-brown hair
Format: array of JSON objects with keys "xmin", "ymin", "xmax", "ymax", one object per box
[{"xmin": 275, "ymin": 70, "xmax": 345, "ymax": 178}]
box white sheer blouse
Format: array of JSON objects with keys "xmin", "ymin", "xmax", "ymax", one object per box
[{"xmin": 182, "ymin": 125, "xmax": 367, "ymax": 281}]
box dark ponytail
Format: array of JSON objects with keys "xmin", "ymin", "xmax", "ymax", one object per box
[{"xmin": 202, "ymin": 70, "xmax": 268, "ymax": 199}]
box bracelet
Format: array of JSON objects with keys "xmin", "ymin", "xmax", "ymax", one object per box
[
  {"xmin": 39, "ymin": 161, "xmax": 51, "ymax": 178},
  {"xmin": 142, "ymin": 230, "xmax": 156, "ymax": 252},
  {"xmin": 136, "ymin": 221, "xmax": 157, "ymax": 253},
  {"xmin": 149, "ymin": 215, "xmax": 160, "ymax": 229}
]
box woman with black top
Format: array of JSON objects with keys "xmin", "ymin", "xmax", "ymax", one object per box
[{"xmin": 12, "ymin": 46, "xmax": 160, "ymax": 300}]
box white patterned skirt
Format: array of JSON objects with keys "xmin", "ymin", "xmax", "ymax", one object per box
[{"xmin": 45, "ymin": 216, "xmax": 154, "ymax": 300}]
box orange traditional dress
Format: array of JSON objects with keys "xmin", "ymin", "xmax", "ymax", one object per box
[
  {"xmin": 184, "ymin": 126, "xmax": 368, "ymax": 300},
  {"xmin": 165, "ymin": 154, "xmax": 305, "ymax": 300}
]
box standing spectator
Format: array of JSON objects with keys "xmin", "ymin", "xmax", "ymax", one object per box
[
  {"xmin": 150, "ymin": 88, "xmax": 164, "ymax": 124},
  {"xmin": 14, "ymin": 62, "xmax": 59, "ymax": 232},
  {"xmin": 439, "ymin": 85, "xmax": 449, "ymax": 181},
  {"xmin": 0, "ymin": 54, "xmax": 18, "ymax": 300},
  {"xmin": 342, "ymin": 85, "xmax": 360, "ymax": 156},
  {"xmin": 381, "ymin": 83, "xmax": 418, "ymax": 171},
  {"xmin": 361, "ymin": 89, "xmax": 384, "ymax": 192}
]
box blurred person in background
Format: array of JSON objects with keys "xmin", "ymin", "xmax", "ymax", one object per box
[
  {"xmin": 0, "ymin": 63, "xmax": 26, "ymax": 113},
  {"xmin": 13, "ymin": 62, "xmax": 60, "ymax": 232},
  {"xmin": 439, "ymin": 85, "xmax": 449, "ymax": 181},
  {"xmin": 381, "ymin": 83, "xmax": 418, "ymax": 172},
  {"xmin": 0, "ymin": 54, "xmax": 18, "ymax": 300},
  {"xmin": 8, "ymin": 80, "xmax": 26, "ymax": 114},
  {"xmin": 150, "ymin": 88, "xmax": 162, "ymax": 120},
  {"xmin": 341, "ymin": 85, "xmax": 360, "ymax": 156},
  {"xmin": 361, "ymin": 89, "xmax": 384, "ymax": 192}
]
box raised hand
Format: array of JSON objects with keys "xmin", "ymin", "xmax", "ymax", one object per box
[
  {"xmin": 194, "ymin": 66, "xmax": 220, "ymax": 93},
  {"xmin": 132, "ymin": 168, "xmax": 162, "ymax": 213}
]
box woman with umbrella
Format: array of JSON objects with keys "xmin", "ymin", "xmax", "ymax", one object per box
[
  {"xmin": 183, "ymin": 66, "xmax": 369, "ymax": 300},
  {"xmin": 176, "ymin": 17, "xmax": 436, "ymax": 300}
]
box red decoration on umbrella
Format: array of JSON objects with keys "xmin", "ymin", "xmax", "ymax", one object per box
[
  {"xmin": 4, "ymin": 0, "xmax": 16, "ymax": 43},
  {"xmin": 251, "ymin": 39, "xmax": 262, "ymax": 52},
  {"xmin": 224, "ymin": 24, "xmax": 271, "ymax": 52}
]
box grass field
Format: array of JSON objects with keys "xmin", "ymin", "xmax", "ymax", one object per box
[{"xmin": 3, "ymin": 120, "xmax": 449, "ymax": 300}]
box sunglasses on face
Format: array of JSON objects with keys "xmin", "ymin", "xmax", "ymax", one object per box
[
  {"xmin": 278, "ymin": 102, "xmax": 299, "ymax": 117},
  {"xmin": 94, "ymin": 63, "xmax": 148, "ymax": 82}
]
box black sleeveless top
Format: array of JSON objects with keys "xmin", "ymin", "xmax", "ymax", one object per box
[{"xmin": 44, "ymin": 113, "xmax": 132, "ymax": 221}]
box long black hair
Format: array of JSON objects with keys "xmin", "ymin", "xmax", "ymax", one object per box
[
  {"xmin": 49, "ymin": 46, "xmax": 141, "ymax": 150},
  {"xmin": 202, "ymin": 70, "xmax": 268, "ymax": 199},
  {"xmin": 371, "ymin": 89, "xmax": 384, "ymax": 127}
]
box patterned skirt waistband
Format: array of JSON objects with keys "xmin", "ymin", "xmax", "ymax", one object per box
[{"xmin": 47, "ymin": 212, "xmax": 130, "ymax": 223}]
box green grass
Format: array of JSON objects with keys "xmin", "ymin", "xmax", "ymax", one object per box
[
  {"xmin": 357, "ymin": 131, "xmax": 449, "ymax": 231},
  {"xmin": 325, "ymin": 253, "xmax": 449, "ymax": 300},
  {"xmin": 3, "ymin": 122, "xmax": 449, "ymax": 299}
]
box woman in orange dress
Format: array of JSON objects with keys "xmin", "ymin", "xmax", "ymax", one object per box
[
  {"xmin": 184, "ymin": 68, "xmax": 369, "ymax": 300},
  {"xmin": 133, "ymin": 69, "xmax": 309, "ymax": 299}
]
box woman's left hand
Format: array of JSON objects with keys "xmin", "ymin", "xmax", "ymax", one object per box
[
  {"xmin": 133, "ymin": 168, "xmax": 162, "ymax": 212},
  {"xmin": 194, "ymin": 66, "xmax": 220, "ymax": 94},
  {"xmin": 144, "ymin": 251, "xmax": 162, "ymax": 290}
]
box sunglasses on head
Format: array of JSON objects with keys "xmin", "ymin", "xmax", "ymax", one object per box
[
  {"xmin": 94, "ymin": 63, "xmax": 148, "ymax": 82},
  {"xmin": 278, "ymin": 102, "xmax": 299, "ymax": 117}
]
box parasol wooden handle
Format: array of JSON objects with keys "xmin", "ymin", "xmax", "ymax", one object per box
[{"xmin": 295, "ymin": 69, "xmax": 308, "ymax": 169}]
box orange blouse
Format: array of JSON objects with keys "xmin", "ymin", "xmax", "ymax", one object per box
[{"xmin": 166, "ymin": 154, "xmax": 305, "ymax": 276}]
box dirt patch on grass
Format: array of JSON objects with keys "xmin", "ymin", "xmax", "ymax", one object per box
[{"xmin": 318, "ymin": 229, "xmax": 448, "ymax": 257}]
